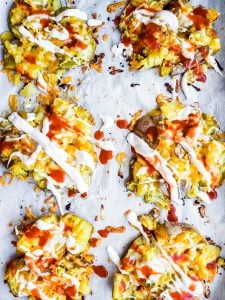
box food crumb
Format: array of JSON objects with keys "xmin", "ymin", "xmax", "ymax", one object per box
[
  {"xmin": 102, "ymin": 34, "xmax": 108, "ymax": 41},
  {"xmin": 90, "ymin": 237, "xmax": 102, "ymax": 248},
  {"xmin": 107, "ymin": 1, "xmax": 127, "ymax": 13}
]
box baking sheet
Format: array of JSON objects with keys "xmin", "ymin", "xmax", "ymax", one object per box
[{"xmin": 0, "ymin": 0, "xmax": 225, "ymax": 299}]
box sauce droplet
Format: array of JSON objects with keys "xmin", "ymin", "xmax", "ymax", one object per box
[
  {"xmin": 190, "ymin": 7, "xmax": 209, "ymax": 30},
  {"xmin": 207, "ymin": 189, "xmax": 217, "ymax": 201},
  {"xmin": 90, "ymin": 237, "xmax": 101, "ymax": 248},
  {"xmin": 167, "ymin": 204, "xmax": 178, "ymax": 223},
  {"xmin": 49, "ymin": 168, "xmax": 65, "ymax": 183},
  {"xmin": 116, "ymin": 119, "xmax": 128, "ymax": 129},
  {"xmin": 98, "ymin": 229, "xmax": 109, "ymax": 238},
  {"xmin": 99, "ymin": 149, "xmax": 113, "ymax": 164},
  {"xmin": 93, "ymin": 265, "xmax": 108, "ymax": 278},
  {"xmin": 206, "ymin": 261, "xmax": 217, "ymax": 271},
  {"xmin": 68, "ymin": 189, "xmax": 76, "ymax": 198},
  {"xmin": 140, "ymin": 266, "xmax": 157, "ymax": 278},
  {"xmin": 94, "ymin": 130, "xmax": 104, "ymax": 140},
  {"xmin": 170, "ymin": 291, "xmax": 195, "ymax": 300},
  {"xmin": 65, "ymin": 285, "xmax": 77, "ymax": 297}
]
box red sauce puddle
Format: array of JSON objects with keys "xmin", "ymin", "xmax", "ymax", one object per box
[
  {"xmin": 190, "ymin": 6, "xmax": 209, "ymax": 30},
  {"xmin": 68, "ymin": 189, "xmax": 76, "ymax": 197},
  {"xmin": 99, "ymin": 149, "xmax": 113, "ymax": 164},
  {"xmin": 167, "ymin": 204, "xmax": 178, "ymax": 223},
  {"xmin": 116, "ymin": 119, "xmax": 128, "ymax": 129},
  {"xmin": 140, "ymin": 266, "xmax": 158, "ymax": 277},
  {"xmin": 90, "ymin": 238, "xmax": 101, "ymax": 248},
  {"xmin": 170, "ymin": 291, "xmax": 195, "ymax": 300},
  {"xmin": 94, "ymin": 130, "xmax": 104, "ymax": 140},
  {"xmin": 98, "ymin": 229, "xmax": 109, "ymax": 238},
  {"xmin": 49, "ymin": 168, "xmax": 65, "ymax": 183},
  {"xmin": 207, "ymin": 189, "xmax": 217, "ymax": 201},
  {"xmin": 24, "ymin": 226, "xmax": 51, "ymax": 247},
  {"xmin": 93, "ymin": 265, "xmax": 108, "ymax": 278}
]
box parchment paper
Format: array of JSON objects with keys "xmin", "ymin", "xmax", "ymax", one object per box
[{"xmin": 0, "ymin": 0, "xmax": 225, "ymax": 299}]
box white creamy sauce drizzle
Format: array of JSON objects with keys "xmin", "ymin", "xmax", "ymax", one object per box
[
  {"xmin": 7, "ymin": 145, "xmax": 42, "ymax": 167},
  {"xmin": 133, "ymin": 9, "xmax": 155, "ymax": 25},
  {"xmin": 127, "ymin": 133, "xmax": 180, "ymax": 204},
  {"xmin": 139, "ymin": 256, "xmax": 173, "ymax": 279},
  {"xmin": 108, "ymin": 210, "xmax": 203, "ymax": 298},
  {"xmin": 26, "ymin": 14, "xmax": 49, "ymax": 22},
  {"xmin": 43, "ymin": 232, "xmax": 66, "ymax": 258},
  {"xmin": 32, "ymin": 249, "xmax": 44, "ymax": 256},
  {"xmin": 66, "ymin": 234, "xmax": 82, "ymax": 254},
  {"xmin": 54, "ymin": 9, "xmax": 88, "ymax": 22},
  {"xmin": 133, "ymin": 9, "xmax": 179, "ymax": 32},
  {"xmin": 172, "ymin": 106, "xmax": 197, "ymax": 121},
  {"xmin": 87, "ymin": 19, "xmax": 103, "ymax": 27},
  {"xmin": 156, "ymin": 243, "xmax": 204, "ymax": 298},
  {"xmin": 8, "ymin": 113, "xmax": 88, "ymax": 194},
  {"xmin": 111, "ymin": 43, "xmax": 133, "ymax": 58},
  {"xmin": 179, "ymin": 140, "xmax": 211, "ymax": 188},
  {"xmin": 19, "ymin": 26, "xmax": 71, "ymax": 56},
  {"xmin": 126, "ymin": 210, "xmax": 149, "ymax": 243},
  {"xmin": 19, "ymin": 8, "xmax": 101, "ymax": 57},
  {"xmin": 181, "ymin": 40, "xmax": 195, "ymax": 60},
  {"xmin": 26, "ymin": 219, "xmax": 81, "ymax": 259},
  {"xmin": 159, "ymin": 290, "xmax": 174, "ymax": 300},
  {"xmin": 7, "ymin": 114, "xmax": 50, "ymax": 167},
  {"xmin": 37, "ymin": 72, "xmax": 48, "ymax": 93},
  {"xmin": 181, "ymin": 71, "xmax": 192, "ymax": 101},
  {"xmin": 136, "ymin": 166, "xmax": 148, "ymax": 176},
  {"xmin": 197, "ymin": 190, "xmax": 211, "ymax": 204},
  {"xmin": 48, "ymin": 27, "xmax": 70, "ymax": 41},
  {"xmin": 206, "ymin": 54, "xmax": 223, "ymax": 76},
  {"xmin": 97, "ymin": 140, "xmax": 115, "ymax": 151},
  {"xmin": 47, "ymin": 177, "xmax": 64, "ymax": 215},
  {"xmin": 100, "ymin": 115, "xmax": 114, "ymax": 131},
  {"xmin": 36, "ymin": 219, "xmax": 57, "ymax": 230},
  {"xmin": 126, "ymin": 211, "xmax": 203, "ymax": 298},
  {"xmin": 107, "ymin": 245, "xmax": 121, "ymax": 268},
  {"xmin": 27, "ymin": 282, "xmax": 53, "ymax": 300},
  {"xmin": 179, "ymin": 14, "xmax": 193, "ymax": 31},
  {"xmin": 76, "ymin": 150, "xmax": 95, "ymax": 171},
  {"xmin": 4, "ymin": 134, "xmax": 27, "ymax": 142},
  {"xmin": 152, "ymin": 11, "xmax": 179, "ymax": 32},
  {"xmin": 33, "ymin": 0, "xmax": 48, "ymax": 6},
  {"xmin": 26, "ymin": 113, "xmax": 36, "ymax": 122},
  {"xmin": 63, "ymin": 272, "xmax": 80, "ymax": 290}
]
